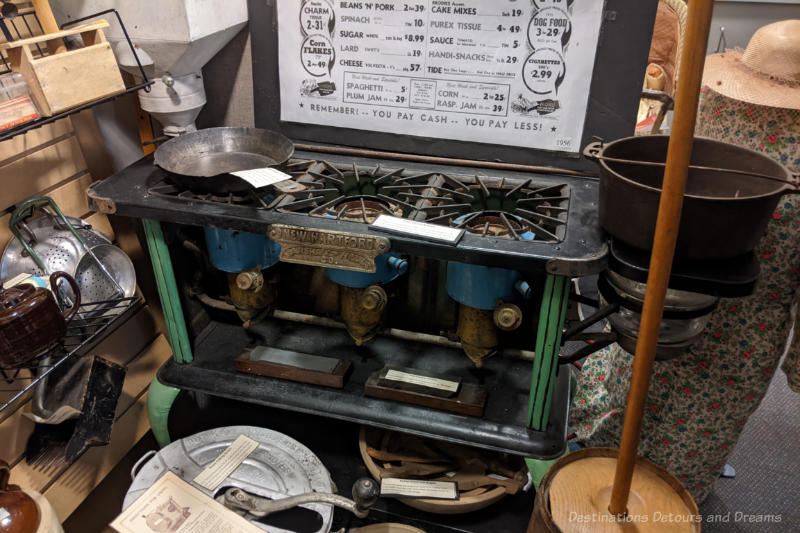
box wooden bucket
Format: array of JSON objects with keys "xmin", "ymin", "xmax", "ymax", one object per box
[{"xmin": 529, "ymin": 448, "xmax": 700, "ymax": 533}]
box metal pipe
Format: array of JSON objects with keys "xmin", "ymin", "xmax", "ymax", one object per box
[
  {"xmin": 194, "ymin": 292, "xmax": 236, "ymax": 311},
  {"xmin": 294, "ymin": 143, "xmax": 594, "ymax": 178},
  {"xmin": 561, "ymin": 302, "xmax": 620, "ymax": 341},
  {"xmin": 272, "ymin": 309, "xmax": 536, "ymax": 361},
  {"xmin": 191, "ymin": 292, "xmax": 537, "ymax": 360},
  {"xmin": 272, "ymin": 309, "xmax": 344, "ymax": 329}
]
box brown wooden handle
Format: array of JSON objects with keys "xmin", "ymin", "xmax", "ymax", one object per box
[
  {"xmin": 609, "ymin": 0, "xmax": 716, "ymax": 516},
  {"xmin": 31, "ymin": 0, "xmax": 67, "ymax": 54},
  {"xmin": 50, "ymin": 271, "xmax": 81, "ymax": 320},
  {"xmin": 31, "ymin": 0, "xmax": 59, "ymax": 33}
]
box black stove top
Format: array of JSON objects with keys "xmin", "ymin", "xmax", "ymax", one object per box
[
  {"xmin": 272, "ymin": 160, "xmax": 570, "ymax": 242},
  {"xmin": 89, "ymin": 149, "xmax": 607, "ymax": 274}
]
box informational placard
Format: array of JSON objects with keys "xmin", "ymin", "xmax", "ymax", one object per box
[
  {"xmin": 278, "ymin": 0, "xmax": 604, "ymax": 153},
  {"xmin": 371, "ymin": 214, "xmax": 464, "ymax": 243},
  {"xmin": 384, "ymin": 369, "xmax": 460, "ymax": 392},
  {"xmin": 193, "ymin": 435, "xmax": 259, "ymax": 490},
  {"xmin": 231, "ymin": 167, "xmax": 293, "ymax": 188},
  {"xmin": 111, "ymin": 472, "xmax": 265, "ymax": 533},
  {"xmin": 380, "ymin": 478, "xmax": 459, "ymax": 499}
]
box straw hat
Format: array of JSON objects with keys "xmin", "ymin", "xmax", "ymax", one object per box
[{"xmin": 703, "ymin": 19, "xmax": 800, "ymax": 110}]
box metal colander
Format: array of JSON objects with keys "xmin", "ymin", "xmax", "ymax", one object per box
[
  {"xmin": 0, "ymin": 215, "xmax": 111, "ymax": 277},
  {"xmin": 1, "ymin": 201, "xmax": 136, "ymax": 307}
]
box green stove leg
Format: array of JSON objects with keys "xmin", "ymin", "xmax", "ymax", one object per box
[
  {"xmin": 148, "ymin": 376, "xmax": 180, "ymax": 447},
  {"xmin": 526, "ymin": 450, "xmax": 569, "ymax": 489},
  {"xmin": 525, "ymin": 274, "xmax": 571, "ymax": 487},
  {"xmin": 142, "ymin": 219, "xmax": 193, "ymax": 364},
  {"xmin": 527, "ymin": 274, "xmax": 570, "ymax": 431}
]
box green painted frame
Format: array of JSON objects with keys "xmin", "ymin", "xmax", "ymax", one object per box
[
  {"xmin": 142, "ymin": 219, "xmax": 193, "ymax": 363},
  {"xmin": 528, "ymin": 274, "xmax": 571, "ymax": 431},
  {"xmin": 142, "ymin": 219, "xmax": 192, "ymax": 445}
]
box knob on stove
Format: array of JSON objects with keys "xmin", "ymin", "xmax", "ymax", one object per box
[
  {"xmin": 236, "ymin": 270, "xmax": 264, "ymax": 291},
  {"xmin": 494, "ymin": 302, "xmax": 523, "ymax": 331},
  {"xmin": 360, "ymin": 285, "xmax": 387, "ymax": 312}
]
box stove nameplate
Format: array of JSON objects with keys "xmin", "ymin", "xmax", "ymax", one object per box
[{"xmin": 269, "ymin": 224, "xmax": 390, "ymax": 273}]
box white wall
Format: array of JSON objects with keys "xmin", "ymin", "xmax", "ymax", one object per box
[{"xmin": 708, "ymin": 1, "xmax": 800, "ymax": 54}]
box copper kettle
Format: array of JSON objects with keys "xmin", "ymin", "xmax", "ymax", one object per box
[
  {"xmin": 0, "ymin": 460, "xmax": 39, "ymax": 533},
  {"xmin": 0, "ymin": 272, "xmax": 80, "ymax": 368}
]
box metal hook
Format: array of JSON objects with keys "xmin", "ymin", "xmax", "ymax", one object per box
[{"xmin": 715, "ymin": 26, "xmax": 727, "ymax": 54}]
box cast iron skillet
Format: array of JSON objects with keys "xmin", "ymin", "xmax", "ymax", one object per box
[{"xmin": 154, "ymin": 127, "xmax": 294, "ymax": 194}]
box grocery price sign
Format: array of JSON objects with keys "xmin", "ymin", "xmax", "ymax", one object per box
[{"xmin": 278, "ymin": 0, "xmax": 604, "ymax": 153}]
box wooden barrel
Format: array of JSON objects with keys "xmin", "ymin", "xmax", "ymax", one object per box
[{"xmin": 529, "ymin": 448, "xmax": 700, "ymax": 533}]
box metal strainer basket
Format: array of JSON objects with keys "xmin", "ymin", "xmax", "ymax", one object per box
[
  {"xmin": 1, "ymin": 214, "xmax": 111, "ymax": 278},
  {"xmin": 75, "ymin": 244, "xmax": 136, "ymax": 305},
  {"xmin": 0, "ymin": 197, "xmax": 136, "ymax": 310}
]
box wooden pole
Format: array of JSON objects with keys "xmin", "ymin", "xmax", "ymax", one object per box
[
  {"xmin": 31, "ymin": 0, "xmax": 66, "ymax": 54},
  {"xmin": 608, "ymin": 0, "xmax": 716, "ymax": 516}
]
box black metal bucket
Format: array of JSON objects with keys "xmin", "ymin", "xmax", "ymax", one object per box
[{"xmin": 585, "ymin": 135, "xmax": 797, "ymax": 259}]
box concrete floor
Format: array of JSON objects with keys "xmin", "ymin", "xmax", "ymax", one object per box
[{"xmin": 697, "ymin": 370, "xmax": 800, "ymax": 533}]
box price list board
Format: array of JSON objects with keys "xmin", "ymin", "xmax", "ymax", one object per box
[{"xmin": 278, "ymin": 0, "xmax": 604, "ymax": 153}]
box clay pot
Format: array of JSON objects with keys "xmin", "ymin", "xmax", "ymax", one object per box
[
  {"xmin": 0, "ymin": 272, "xmax": 80, "ymax": 368},
  {"xmin": 0, "ymin": 460, "xmax": 40, "ymax": 533}
]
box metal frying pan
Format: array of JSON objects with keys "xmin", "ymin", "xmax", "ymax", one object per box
[{"xmin": 154, "ymin": 127, "xmax": 295, "ymax": 194}]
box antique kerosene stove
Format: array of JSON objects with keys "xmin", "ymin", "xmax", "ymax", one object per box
[{"xmin": 87, "ymin": 0, "xmax": 663, "ymax": 468}]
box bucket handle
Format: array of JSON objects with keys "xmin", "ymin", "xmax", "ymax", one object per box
[
  {"xmin": 130, "ymin": 450, "xmax": 158, "ymax": 481},
  {"xmin": 582, "ymin": 140, "xmax": 604, "ymax": 161},
  {"xmin": 582, "ymin": 151, "xmax": 798, "ymax": 189}
]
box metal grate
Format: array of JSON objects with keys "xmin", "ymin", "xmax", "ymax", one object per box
[
  {"xmin": 0, "ymin": 6, "xmax": 47, "ymax": 75},
  {"xmin": 275, "ymin": 161, "xmax": 570, "ymax": 241},
  {"xmin": 275, "ymin": 160, "xmax": 421, "ymax": 222},
  {"xmin": 147, "ymin": 182, "xmax": 275, "ymax": 209},
  {"xmin": 418, "ymin": 175, "xmax": 570, "ymax": 242},
  {"xmin": 0, "ymin": 295, "xmax": 141, "ymax": 419},
  {"xmin": 146, "ymin": 159, "xmax": 571, "ymax": 242}
]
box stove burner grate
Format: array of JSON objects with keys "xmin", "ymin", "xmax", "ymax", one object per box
[
  {"xmin": 274, "ymin": 161, "xmax": 416, "ymax": 221},
  {"xmin": 145, "ymin": 160, "xmax": 570, "ymax": 242},
  {"xmin": 406, "ymin": 175, "xmax": 569, "ymax": 242},
  {"xmin": 146, "ymin": 182, "xmax": 274, "ymax": 208}
]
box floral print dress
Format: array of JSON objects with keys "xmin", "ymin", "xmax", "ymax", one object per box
[{"xmin": 570, "ymin": 88, "xmax": 800, "ymax": 503}]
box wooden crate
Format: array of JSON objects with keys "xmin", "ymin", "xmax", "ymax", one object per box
[{"xmin": 1, "ymin": 21, "xmax": 125, "ymax": 117}]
